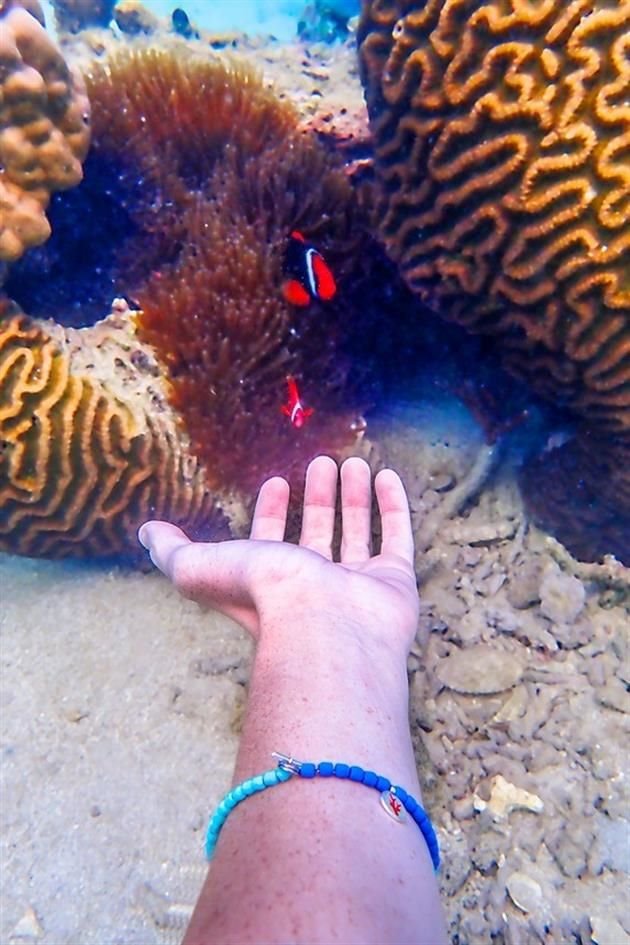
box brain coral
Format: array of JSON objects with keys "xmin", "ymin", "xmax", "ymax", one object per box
[
  {"xmin": 0, "ymin": 0, "xmax": 91, "ymax": 262},
  {"xmin": 0, "ymin": 301, "xmax": 227, "ymax": 559},
  {"xmin": 357, "ymin": 0, "xmax": 629, "ymax": 433}
]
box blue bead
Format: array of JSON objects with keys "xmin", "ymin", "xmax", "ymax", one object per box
[
  {"xmin": 204, "ymin": 759, "xmax": 440, "ymax": 871},
  {"xmin": 413, "ymin": 807, "xmax": 428, "ymax": 826},
  {"xmin": 403, "ymin": 795, "xmax": 418, "ymax": 815},
  {"xmin": 205, "ymin": 829, "xmax": 219, "ymax": 858}
]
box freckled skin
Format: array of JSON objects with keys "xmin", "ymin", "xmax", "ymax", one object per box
[{"xmin": 140, "ymin": 457, "xmax": 447, "ymax": 945}]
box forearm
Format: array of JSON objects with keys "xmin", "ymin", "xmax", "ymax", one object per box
[{"xmin": 183, "ymin": 610, "xmax": 446, "ymax": 945}]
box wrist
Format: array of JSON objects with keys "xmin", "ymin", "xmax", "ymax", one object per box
[
  {"xmin": 236, "ymin": 627, "xmax": 420, "ymax": 793},
  {"xmin": 254, "ymin": 626, "xmax": 407, "ymax": 706},
  {"xmin": 256, "ymin": 589, "xmax": 411, "ymax": 672}
]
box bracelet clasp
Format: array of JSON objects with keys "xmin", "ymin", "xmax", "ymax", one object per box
[{"xmin": 272, "ymin": 751, "xmax": 303, "ymax": 774}]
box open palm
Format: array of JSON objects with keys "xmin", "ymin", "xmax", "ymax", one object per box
[{"xmin": 138, "ymin": 456, "xmax": 420, "ymax": 656}]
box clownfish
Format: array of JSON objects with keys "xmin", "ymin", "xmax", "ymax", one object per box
[
  {"xmin": 281, "ymin": 231, "xmax": 337, "ymax": 307},
  {"xmin": 281, "ymin": 375, "xmax": 314, "ymax": 428}
]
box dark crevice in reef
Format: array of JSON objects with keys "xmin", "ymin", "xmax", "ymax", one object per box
[{"xmin": 4, "ymin": 151, "xmax": 160, "ymax": 327}]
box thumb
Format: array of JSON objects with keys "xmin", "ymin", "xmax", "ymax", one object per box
[
  {"xmin": 138, "ymin": 520, "xmax": 254, "ymax": 611},
  {"xmin": 138, "ymin": 520, "xmax": 191, "ymax": 573}
]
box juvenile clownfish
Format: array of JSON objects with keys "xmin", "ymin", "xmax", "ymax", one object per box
[
  {"xmin": 282, "ymin": 230, "xmax": 337, "ymax": 307},
  {"xmin": 281, "ymin": 375, "xmax": 314, "ymax": 429}
]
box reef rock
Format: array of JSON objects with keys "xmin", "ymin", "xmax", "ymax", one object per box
[
  {"xmin": 436, "ymin": 643, "xmax": 523, "ymax": 694},
  {"xmin": 0, "ymin": 0, "xmax": 90, "ymax": 261},
  {"xmin": 505, "ymin": 872, "xmax": 544, "ymax": 915},
  {"xmin": 473, "ymin": 774, "xmax": 544, "ymax": 821},
  {"xmin": 539, "ymin": 564, "xmax": 586, "ymax": 625},
  {"xmin": 590, "ymin": 915, "xmax": 630, "ymax": 945}
]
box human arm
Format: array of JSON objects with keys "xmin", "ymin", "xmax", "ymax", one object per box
[{"xmin": 138, "ymin": 456, "xmax": 447, "ymax": 945}]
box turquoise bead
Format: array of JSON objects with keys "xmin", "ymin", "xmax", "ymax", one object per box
[{"xmin": 204, "ymin": 756, "xmax": 440, "ymax": 872}]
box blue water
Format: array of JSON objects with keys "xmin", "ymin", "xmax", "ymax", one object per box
[{"xmin": 39, "ymin": 0, "xmax": 361, "ymax": 41}]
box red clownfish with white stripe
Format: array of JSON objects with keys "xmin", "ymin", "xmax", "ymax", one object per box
[
  {"xmin": 281, "ymin": 376, "xmax": 314, "ymax": 429},
  {"xmin": 281, "ymin": 230, "xmax": 337, "ymax": 307}
]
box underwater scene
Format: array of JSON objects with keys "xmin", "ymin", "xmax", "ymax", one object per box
[{"xmin": 0, "ymin": 0, "xmax": 628, "ymax": 941}]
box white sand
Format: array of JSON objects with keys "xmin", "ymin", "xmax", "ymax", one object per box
[{"xmin": 1, "ymin": 557, "xmax": 250, "ymax": 944}]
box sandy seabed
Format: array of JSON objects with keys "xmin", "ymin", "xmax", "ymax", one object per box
[{"xmin": 1, "ymin": 400, "xmax": 629, "ymax": 945}]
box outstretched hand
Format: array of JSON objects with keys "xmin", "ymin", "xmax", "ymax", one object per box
[{"xmin": 138, "ymin": 455, "xmax": 420, "ymax": 660}]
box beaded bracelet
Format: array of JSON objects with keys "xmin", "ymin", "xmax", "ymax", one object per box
[{"xmin": 205, "ymin": 752, "xmax": 440, "ymax": 872}]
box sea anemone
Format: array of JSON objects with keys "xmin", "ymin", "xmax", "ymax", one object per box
[{"xmin": 84, "ymin": 49, "xmax": 366, "ymax": 493}]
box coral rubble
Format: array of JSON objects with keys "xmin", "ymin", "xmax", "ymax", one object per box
[
  {"xmin": 371, "ymin": 408, "xmax": 630, "ymax": 944},
  {"xmin": 357, "ymin": 0, "xmax": 630, "ymax": 562},
  {"xmin": 0, "ymin": 0, "xmax": 91, "ymax": 261}
]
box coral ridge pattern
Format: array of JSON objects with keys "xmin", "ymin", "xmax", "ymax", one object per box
[
  {"xmin": 0, "ymin": 305, "xmax": 222, "ymax": 558},
  {"xmin": 358, "ymin": 0, "xmax": 630, "ymax": 562},
  {"xmin": 358, "ymin": 0, "xmax": 630, "ymax": 433}
]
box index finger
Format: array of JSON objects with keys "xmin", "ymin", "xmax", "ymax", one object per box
[
  {"xmin": 374, "ymin": 468, "xmax": 414, "ymax": 564},
  {"xmin": 250, "ymin": 476, "xmax": 290, "ymax": 541}
]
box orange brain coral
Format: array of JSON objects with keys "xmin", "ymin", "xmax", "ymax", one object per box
[
  {"xmin": 358, "ymin": 0, "xmax": 630, "ymax": 433},
  {"xmin": 0, "ymin": 306, "xmax": 225, "ymax": 559}
]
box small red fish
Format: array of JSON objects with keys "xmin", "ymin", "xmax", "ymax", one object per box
[
  {"xmin": 282, "ymin": 230, "xmax": 337, "ymax": 307},
  {"xmin": 281, "ymin": 375, "xmax": 314, "ymax": 428}
]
